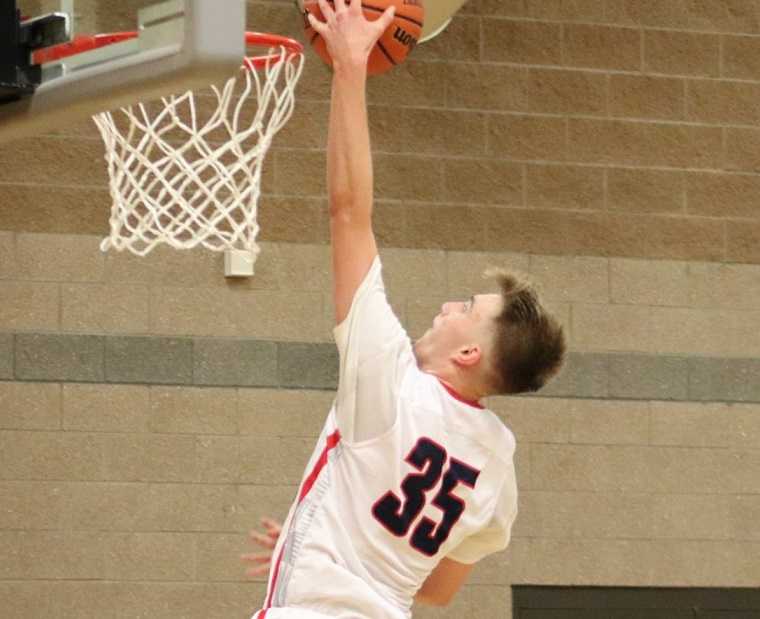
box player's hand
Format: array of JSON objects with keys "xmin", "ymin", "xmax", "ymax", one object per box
[
  {"xmin": 241, "ymin": 517, "xmax": 282, "ymax": 578},
  {"xmin": 307, "ymin": 0, "xmax": 395, "ymax": 71}
]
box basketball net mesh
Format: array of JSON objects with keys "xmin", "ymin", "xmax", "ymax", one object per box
[{"xmin": 94, "ymin": 48, "xmax": 304, "ymax": 260}]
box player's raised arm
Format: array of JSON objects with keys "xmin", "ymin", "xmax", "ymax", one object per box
[{"xmin": 307, "ymin": 0, "xmax": 395, "ymax": 324}]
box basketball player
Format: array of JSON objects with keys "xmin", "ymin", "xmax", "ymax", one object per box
[{"xmin": 243, "ymin": 0, "xmax": 566, "ymax": 616}]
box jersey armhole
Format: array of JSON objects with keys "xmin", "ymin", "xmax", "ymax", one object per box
[
  {"xmin": 332, "ymin": 360, "xmax": 418, "ymax": 449},
  {"xmin": 330, "ymin": 401, "xmax": 401, "ymax": 450}
]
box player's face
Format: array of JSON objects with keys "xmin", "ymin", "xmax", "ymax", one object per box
[
  {"xmin": 435, "ymin": 292, "xmax": 501, "ymax": 341},
  {"xmin": 414, "ymin": 293, "xmax": 501, "ymax": 365}
]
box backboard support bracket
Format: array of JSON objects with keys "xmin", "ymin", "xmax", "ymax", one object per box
[{"xmin": 0, "ymin": 0, "xmax": 71, "ymax": 103}]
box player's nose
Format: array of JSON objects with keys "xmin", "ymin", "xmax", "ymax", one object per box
[{"xmin": 441, "ymin": 301, "xmax": 460, "ymax": 315}]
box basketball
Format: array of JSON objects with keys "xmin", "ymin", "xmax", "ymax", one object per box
[{"xmin": 303, "ymin": 0, "xmax": 425, "ymax": 75}]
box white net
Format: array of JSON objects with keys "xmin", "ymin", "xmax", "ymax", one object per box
[{"xmin": 94, "ymin": 45, "xmax": 305, "ymax": 263}]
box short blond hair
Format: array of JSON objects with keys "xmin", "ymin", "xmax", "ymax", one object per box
[{"xmin": 483, "ymin": 267, "xmax": 566, "ymax": 395}]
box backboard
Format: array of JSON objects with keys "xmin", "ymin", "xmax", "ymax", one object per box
[
  {"xmin": 0, "ymin": 0, "xmax": 245, "ymax": 143},
  {"xmin": 417, "ymin": 0, "xmax": 469, "ymax": 42}
]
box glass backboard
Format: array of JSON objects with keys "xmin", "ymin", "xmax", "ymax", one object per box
[{"xmin": 0, "ymin": 0, "xmax": 245, "ymax": 143}]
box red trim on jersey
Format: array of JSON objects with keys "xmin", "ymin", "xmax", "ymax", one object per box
[
  {"xmin": 438, "ymin": 380, "xmax": 485, "ymax": 409},
  {"xmin": 299, "ymin": 429, "xmax": 342, "ymax": 501},
  {"xmin": 261, "ymin": 429, "xmax": 342, "ymax": 613}
]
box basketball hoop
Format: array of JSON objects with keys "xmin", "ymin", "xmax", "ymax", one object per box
[{"xmin": 37, "ymin": 31, "xmax": 305, "ymax": 276}]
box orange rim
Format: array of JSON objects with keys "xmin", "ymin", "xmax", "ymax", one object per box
[
  {"xmin": 244, "ymin": 32, "xmax": 304, "ymax": 69},
  {"xmin": 32, "ymin": 31, "xmax": 304, "ymax": 69}
]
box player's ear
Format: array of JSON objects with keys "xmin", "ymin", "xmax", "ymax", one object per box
[{"xmin": 454, "ymin": 345, "xmax": 481, "ymax": 367}]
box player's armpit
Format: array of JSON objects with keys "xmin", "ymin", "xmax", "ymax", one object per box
[{"xmin": 414, "ymin": 557, "xmax": 475, "ymax": 607}]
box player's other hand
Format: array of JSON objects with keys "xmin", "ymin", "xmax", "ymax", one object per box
[
  {"xmin": 242, "ymin": 517, "xmax": 282, "ymax": 578},
  {"xmin": 307, "ymin": 0, "xmax": 396, "ymax": 71}
]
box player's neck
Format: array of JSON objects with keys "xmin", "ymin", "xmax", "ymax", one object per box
[
  {"xmin": 413, "ymin": 341, "xmax": 487, "ymax": 402},
  {"xmin": 424, "ymin": 364, "xmax": 485, "ymax": 404},
  {"xmin": 438, "ymin": 377, "xmax": 484, "ymax": 405}
]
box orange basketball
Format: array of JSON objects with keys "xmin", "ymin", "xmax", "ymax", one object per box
[{"xmin": 303, "ymin": 0, "xmax": 425, "ymax": 76}]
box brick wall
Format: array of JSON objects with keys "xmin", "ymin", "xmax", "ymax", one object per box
[{"xmin": 1, "ymin": 1, "xmax": 760, "ymax": 618}]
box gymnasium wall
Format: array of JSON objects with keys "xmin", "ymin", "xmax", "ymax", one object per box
[{"xmin": 1, "ymin": 0, "xmax": 760, "ymax": 617}]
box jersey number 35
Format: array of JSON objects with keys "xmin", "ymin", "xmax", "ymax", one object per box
[{"xmin": 371, "ymin": 437, "xmax": 480, "ymax": 556}]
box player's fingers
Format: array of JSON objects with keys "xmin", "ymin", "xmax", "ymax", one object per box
[
  {"xmin": 375, "ymin": 5, "xmax": 395, "ymax": 31},
  {"xmin": 263, "ymin": 526, "xmax": 281, "ymax": 539},
  {"xmin": 249, "ymin": 532, "xmax": 276, "ymax": 548},
  {"xmin": 245, "ymin": 565, "xmax": 271, "ymax": 577},
  {"xmin": 307, "ymin": 12, "xmax": 329, "ymax": 35},
  {"xmin": 248, "ymin": 529, "xmax": 267, "ymax": 541},
  {"xmin": 333, "ymin": 0, "xmax": 346, "ymax": 14},
  {"xmin": 348, "ymin": 0, "xmax": 361, "ymax": 14},
  {"xmin": 317, "ymin": 0, "xmax": 336, "ymax": 24},
  {"xmin": 241, "ymin": 552, "xmax": 272, "ymax": 563},
  {"xmin": 260, "ymin": 516, "xmax": 282, "ymax": 532}
]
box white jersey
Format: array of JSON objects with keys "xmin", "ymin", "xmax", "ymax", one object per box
[{"xmin": 255, "ymin": 258, "xmax": 518, "ymax": 619}]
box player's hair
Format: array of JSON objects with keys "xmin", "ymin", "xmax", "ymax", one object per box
[{"xmin": 483, "ymin": 267, "xmax": 566, "ymax": 395}]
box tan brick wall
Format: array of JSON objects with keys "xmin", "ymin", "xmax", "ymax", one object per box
[
  {"xmin": 7, "ymin": 0, "xmax": 760, "ymax": 263},
  {"xmin": 3, "ymin": 0, "xmax": 760, "ymax": 617}
]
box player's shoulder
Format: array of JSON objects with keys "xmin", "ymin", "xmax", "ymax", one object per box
[{"xmin": 468, "ymin": 406, "xmax": 516, "ymax": 466}]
